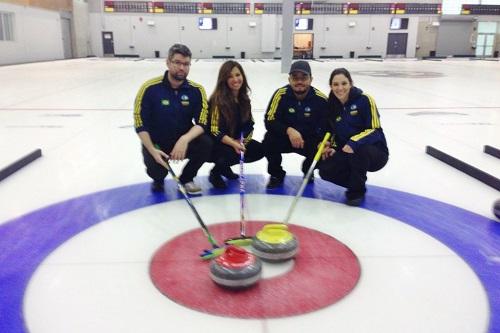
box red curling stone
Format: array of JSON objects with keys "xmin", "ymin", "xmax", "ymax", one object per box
[{"xmin": 209, "ymin": 245, "xmax": 262, "ymax": 289}]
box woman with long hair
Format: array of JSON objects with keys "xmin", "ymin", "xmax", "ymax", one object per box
[
  {"xmin": 208, "ymin": 61, "xmax": 264, "ymax": 189},
  {"xmin": 319, "ymin": 68, "xmax": 389, "ymax": 206}
]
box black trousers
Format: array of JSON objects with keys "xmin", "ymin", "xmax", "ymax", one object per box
[
  {"xmin": 142, "ymin": 134, "xmax": 213, "ymax": 184},
  {"xmin": 210, "ymin": 139, "xmax": 264, "ymax": 174},
  {"xmin": 262, "ymin": 132, "xmax": 319, "ymax": 178},
  {"xmin": 319, "ymin": 144, "xmax": 388, "ymax": 199}
]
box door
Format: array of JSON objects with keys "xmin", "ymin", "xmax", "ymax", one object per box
[
  {"xmin": 102, "ymin": 31, "xmax": 115, "ymax": 56},
  {"xmin": 61, "ymin": 18, "xmax": 73, "ymax": 59},
  {"xmin": 476, "ymin": 33, "xmax": 495, "ymax": 57},
  {"xmin": 387, "ymin": 33, "xmax": 408, "ymax": 56},
  {"xmin": 293, "ymin": 33, "xmax": 314, "ymax": 59}
]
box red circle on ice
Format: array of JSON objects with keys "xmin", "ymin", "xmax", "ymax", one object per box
[{"xmin": 149, "ymin": 221, "xmax": 360, "ymax": 318}]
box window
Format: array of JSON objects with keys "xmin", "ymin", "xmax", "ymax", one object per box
[
  {"xmin": 295, "ymin": 18, "xmax": 313, "ymax": 31},
  {"xmin": 198, "ymin": 17, "xmax": 217, "ymax": 30},
  {"xmin": 0, "ymin": 12, "xmax": 14, "ymax": 41},
  {"xmin": 390, "ymin": 17, "xmax": 409, "ymax": 30}
]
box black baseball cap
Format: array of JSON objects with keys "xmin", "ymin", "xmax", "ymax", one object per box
[{"xmin": 289, "ymin": 60, "xmax": 311, "ymax": 76}]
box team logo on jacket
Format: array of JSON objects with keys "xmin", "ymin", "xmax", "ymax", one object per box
[
  {"xmin": 350, "ymin": 104, "xmax": 358, "ymax": 115},
  {"xmin": 181, "ymin": 94, "xmax": 190, "ymax": 106},
  {"xmin": 161, "ymin": 99, "xmax": 170, "ymax": 106},
  {"xmin": 288, "ymin": 108, "xmax": 295, "ymax": 113},
  {"xmin": 304, "ymin": 106, "xmax": 311, "ymax": 117}
]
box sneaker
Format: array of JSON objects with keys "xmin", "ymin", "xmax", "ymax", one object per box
[
  {"xmin": 209, "ymin": 171, "xmax": 227, "ymax": 189},
  {"xmin": 266, "ymin": 176, "xmax": 284, "ymax": 189},
  {"xmin": 346, "ymin": 195, "xmax": 365, "ymax": 207},
  {"xmin": 221, "ymin": 167, "xmax": 238, "ymax": 180},
  {"xmin": 151, "ymin": 180, "xmax": 164, "ymax": 192},
  {"xmin": 182, "ymin": 181, "xmax": 202, "ymax": 195}
]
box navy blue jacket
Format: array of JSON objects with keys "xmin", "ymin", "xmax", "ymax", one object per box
[
  {"xmin": 134, "ymin": 71, "xmax": 209, "ymax": 147},
  {"xmin": 209, "ymin": 101, "xmax": 255, "ymax": 143},
  {"xmin": 327, "ymin": 87, "xmax": 388, "ymax": 154},
  {"xmin": 264, "ymin": 85, "xmax": 328, "ymax": 139}
]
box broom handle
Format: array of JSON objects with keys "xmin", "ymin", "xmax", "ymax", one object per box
[
  {"xmin": 239, "ymin": 133, "xmax": 246, "ymax": 237},
  {"xmin": 283, "ymin": 132, "xmax": 331, "ymax": 224},
  {"xmin": 156, "ymin": 148, "xmax": 219, "ymax": 248}
]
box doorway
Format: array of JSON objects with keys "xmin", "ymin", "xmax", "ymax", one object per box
[
  {"xmin": 293, "ymin": 33, "xmax": 314, "ymax": 59},
  {"xmin": 476, "ymin": 22, "xmax": 497, "ymax": 57},
  {"xmin": 387, "ymin": 33, "xmax": 408, "ymax": 57},
  {"xmin": 476, "ymin": 33, "xmax": 495, "ymax": 57},
  {"xmin": 61, "ymin": 18, "xmax": 73, "ymax": 59},
  {"xmin": 102, "ymin": 31, "xmax": 115, "ymax": 56}
]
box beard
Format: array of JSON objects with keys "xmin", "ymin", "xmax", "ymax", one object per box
[
  {"xmin": 292, "ymin": 85, "xmax": 309, "ymax": 96},
  {"xmin": 171, "ymin": 72, "xmax": 187, "ymax": 81}
]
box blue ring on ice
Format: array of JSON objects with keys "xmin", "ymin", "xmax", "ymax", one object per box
[{"xmin": 0, "ymin": 175, "xmax": 498, "ymax": 333}]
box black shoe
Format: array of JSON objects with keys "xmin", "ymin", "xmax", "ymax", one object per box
[
  {"xmin": 346, "ymin": 195, "xmax": 365, "ymax": 207},
  {"xmin": 209, "ymin": 171, "xmax": 227, "ymax": 189},
  {"xmin": 221, "ymin": 167, "xmax": 238, "ymax": 180},
  {"xmin": 151, "ymin": 180, "xmax": 164, "ymax": 192},
  {"xmin": 266, "ymin": 176, "xmax": 284, "ymax": 189}
]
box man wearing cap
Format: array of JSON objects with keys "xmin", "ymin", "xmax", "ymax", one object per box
[{"xmin": 262, "ymin": 60, "xmax": 328, "ymax": 189}]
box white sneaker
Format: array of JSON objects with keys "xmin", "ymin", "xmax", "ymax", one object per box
[{"xmin": 182, "ymin": 181, "xmax": 202, "ymax": 195}]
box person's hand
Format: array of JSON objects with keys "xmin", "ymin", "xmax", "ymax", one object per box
[
  {"xmin": 321, "ymin": 141, "xmax": 335, "ymax": 159},
  {"xmin": 170, "ymin": 136, "xmax": 189, "ymax": 161},
  {"xmin": 287, "ymin": 127, "xmax": 304, "ymax": 149},
  {"xmin": 231, "ymin": 139, "xmax": 246, "ymax": 155},
  {"xmin": 151, "ymin": 148, "xmax": 169, "ymax": 168},
  {"xmin": 342, "ymin": 144, "xmax": 354, "ymax": 154}
]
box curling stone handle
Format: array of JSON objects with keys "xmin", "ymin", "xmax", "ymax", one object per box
[{"xmin": 262, "ymin": 224, "xmax": 289, "ymax": 231}]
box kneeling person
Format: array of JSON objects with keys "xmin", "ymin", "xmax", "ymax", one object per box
[
  {"xmin": 208, "ymin": 60, "xmax": 264, "ymax": 189},
  {"xmin": 263, "ymin": 60, "xmax": 328, "ymax": 189},
  {"xmin": 319, "ymin": 68, "xmax": 389, "ymax": 206},
  {"xmin": 134, "ymin": 44, "xmax": 212, "ymax": 195}
]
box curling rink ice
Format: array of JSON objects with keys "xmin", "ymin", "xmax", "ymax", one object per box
[{"xmin": 0, "ymin": 58, "xmax": 499, "ymax": 333}]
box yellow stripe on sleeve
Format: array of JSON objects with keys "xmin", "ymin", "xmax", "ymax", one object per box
[
  {"xmin": 210, "ymin": 105, "xmax": 220, "ymax": 137},
  {"xmin": 266, "ymin": 88, "xmax": 287, "ymax": 121},
  {"xmin": 314, "ymin": 88, "xmax": 328, "ymax": 100},
  {"xmin": 189, "ymin": 80, "xmax": 209, "ymax": 125},
  {"xmin": 133, "ymin": 76, "xmax": 163, "ymax": 128},
  {"xmin": 244, "ymin": 130, "xmax": 253, "ymax": 143},
  {"xmin": 351, "ymin": 128, "xmax": 375, "ymax": 142},
  {"xmin": 363, "ymin": 93, "xmax": 380, "ymax": 128}
]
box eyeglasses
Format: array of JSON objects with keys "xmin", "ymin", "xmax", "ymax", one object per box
[{"xmin": 171, "ymin": 60, "xmax": 191, "ymax": 68}]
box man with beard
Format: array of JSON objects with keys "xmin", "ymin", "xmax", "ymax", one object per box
[
  {"xmin": 134, "ymin": 44, "xmax": 212, "ymax": 195},
  {"xmin": 263, "ymin": 60, "xmax": 328, "ymax": 189}
]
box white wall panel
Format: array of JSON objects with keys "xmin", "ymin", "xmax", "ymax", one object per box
[{"xmin": 0, "ymin": 2, "xmax": 64, "ymax": 65}]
